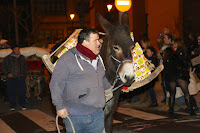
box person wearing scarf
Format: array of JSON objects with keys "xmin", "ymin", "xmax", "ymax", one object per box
[{"xmin": 50, "ymin": 28, "xmax": 111, "ymax": 133}]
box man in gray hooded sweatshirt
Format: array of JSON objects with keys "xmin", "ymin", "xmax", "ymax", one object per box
[{"xmin": 50, "ymin": 28, "xmax": 111, "ymax": 133}]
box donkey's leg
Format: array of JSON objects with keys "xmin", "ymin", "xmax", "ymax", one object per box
[
  {"xmin": 104, "ymin": 88, "xmax": 121, "ymax": 133},
  {"xmin": 26, "ymin": 80, "xmax": 31, "ymax": 99},
  {"xmin": 104, "ymin": 98, "xmax": 115, "ymax": 133}
]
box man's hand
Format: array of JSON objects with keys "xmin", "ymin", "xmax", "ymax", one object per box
[
  {"xmin": 8, "ymin": 73, "xmax": 13, "ymax": 78},
  {"xmin": 57, "ymin": 108, "xmax": 69, "ymax": 118},
  {"xmin": 105, "ymin": 86, "xmax": 113, "ymax": 102}
]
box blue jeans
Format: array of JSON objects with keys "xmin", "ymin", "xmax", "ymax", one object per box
[{"xmin": 63, "ymin": 109, "xmax": 104, "ymax": 133}]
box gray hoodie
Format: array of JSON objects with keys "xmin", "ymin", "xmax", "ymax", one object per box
[{"xmin": 49, "ymin": 47, "xmax": 111, "ymax": 115}]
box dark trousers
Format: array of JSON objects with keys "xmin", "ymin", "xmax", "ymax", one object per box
[
  {"xmin": 149, "ymin": 86, "xmax": 157, "ymax": 102},
  {"xmin": 149, "ymin": 81, "xmax": 157, "ymax": 102},
  {"xmin": 0, "ymin": 79, "xmax": 8, "ymax": 100},
  {"xmin": 6, "ymin": 77, "xmax": 26, "ymax": 108}
]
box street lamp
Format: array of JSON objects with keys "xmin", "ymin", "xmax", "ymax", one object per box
[
  {"xmin": 70, "ymin": 13, "xmax": 75, "ymax": 28},
  {"xmin": 107, "ymin": 4, "xmax": 113, "ymax": 12}
]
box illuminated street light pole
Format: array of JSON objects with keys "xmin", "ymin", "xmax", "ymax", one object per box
[
  {"xmin": 107, "ymin": 4, "xmax": 113, "ymax": 12},
  {"xmin": 70, "ymin": 13, "xmax": 75, "ymax": 28}
]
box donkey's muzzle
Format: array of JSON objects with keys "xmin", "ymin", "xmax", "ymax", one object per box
[
  {"xmin": 123, "ymin": 75, "xmax": 135, "ymax": 87},
  {"xmin": 118, "ymin": 62, "xmax": 135, "ymax": 85}
]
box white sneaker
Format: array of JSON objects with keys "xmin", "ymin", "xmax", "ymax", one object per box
[
  {"xmin": 10, "ymin": 108, "xmax": 15, "ymax": 111},
  {"xmin": 21, "ymin": 106, "xmax": 27, "ymax": 110}
]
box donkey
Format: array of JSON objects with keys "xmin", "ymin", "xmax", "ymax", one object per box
[{"xmin": 96, "ymin": 12, "xmax": 136, "ymax": 133}]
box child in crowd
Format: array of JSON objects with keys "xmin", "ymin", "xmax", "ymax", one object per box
[{"xmin": 146, "ymin": 46, "xmax": 159, "ymax": 107}]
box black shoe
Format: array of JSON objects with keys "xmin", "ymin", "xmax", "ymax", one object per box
[
  {"xmin": 149, "ymin": 102, "xmax": 158, "ymax": 107},
  {"xmin": 189, "ymin": 110, "xmax": 196, "ymax": 116},
  {"xmin": 161, "ymin": 99, "xmax": 166, "ymax": 103},
  {"xmin": 185, "ymin": 98, "xmax": 197, "ymax": 116},
  {"xmin": 194, "ymin": 107, "xmax": 199, "ymax": 111},
  {"xmin": 168, "ymin": 112, "xmax": 178, "ymax": 119}
]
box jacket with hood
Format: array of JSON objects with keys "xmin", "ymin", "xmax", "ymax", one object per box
[{"xmin": 49, "ymin": 47, "xmax": 111, "ymax": 115}]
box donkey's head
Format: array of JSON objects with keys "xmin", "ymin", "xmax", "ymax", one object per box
[{"xmin": 96, "ymin": 12, "xmax": 135, "ymax": 86}]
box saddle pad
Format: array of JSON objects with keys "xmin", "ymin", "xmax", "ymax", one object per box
[
  {"xmin": 132, "ymin": 42, "xmax": 151, "ymax": 82},
  {"xmin": 57, "ymin": 29, "xmax": 82, "ymax": 59},
  {"xmin": 121, "ymin": 42, "xmax": 152, "ymax": 91}
]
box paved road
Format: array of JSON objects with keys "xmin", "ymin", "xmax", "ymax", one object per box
[
  {"xmin": 113, "ymin": 106, "xmax": 200, "ymax": 133},
  {"xmin": 1, "ymin": 94, "xmax": 200, "ymax": 133},
  {"xmin": 0, "ymin": 76, "xmax": 200, "ymax": 133}
]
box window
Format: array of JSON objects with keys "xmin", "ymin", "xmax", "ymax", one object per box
[
  {"xmin": 34, "ymin": 0, "xmax": 67, "ymax": 15},
  {"xmin": 38, "ymin": 29, "xmax": 64, "ymax": 40}
]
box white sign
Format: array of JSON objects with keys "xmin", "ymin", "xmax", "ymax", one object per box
[{"xmin": 117, "ymin": 1, "xmax": 130, "ymax": 5}]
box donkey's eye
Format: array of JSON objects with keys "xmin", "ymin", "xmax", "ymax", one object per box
[
  {"xmin": 131, "ymin": 46, "xmax": 135, "ymax": 50},
  {"xmin": 113, "ymin": 45, "xmax": 119, "ymax": 51}
]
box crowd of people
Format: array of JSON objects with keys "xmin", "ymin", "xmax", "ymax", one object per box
[
  {"xmin": 120, "ymin": 28, "xmax": 200, "ymax": 116},
  {"xmin": 134, "ymin": 28, "xmax": 200, "ymax": 116}
]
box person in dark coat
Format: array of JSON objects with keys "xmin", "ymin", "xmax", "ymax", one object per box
[
  {"xmin": 1, "ymin": 44, "xmax": 29, "ymax": 111},
  {"xmin": 163, "ymin": 38, "xmax": 196, "ymax": 116}
]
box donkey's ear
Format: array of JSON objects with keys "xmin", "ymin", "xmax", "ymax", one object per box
[
  {"xmin": 96, "ymin": 13, "xmax": 113, "ymax": 34},
  {"xmin": 120, "ymin": 12, "xmax": 129, "ymax": 26},
  {"xmin": 120, "ymin": 12, "xmax": 130, "ymax": 34}
]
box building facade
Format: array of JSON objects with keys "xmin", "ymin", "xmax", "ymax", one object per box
[{"xmin": 12, "ymin": 0, "xmax": 200, "ymax": 48}]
